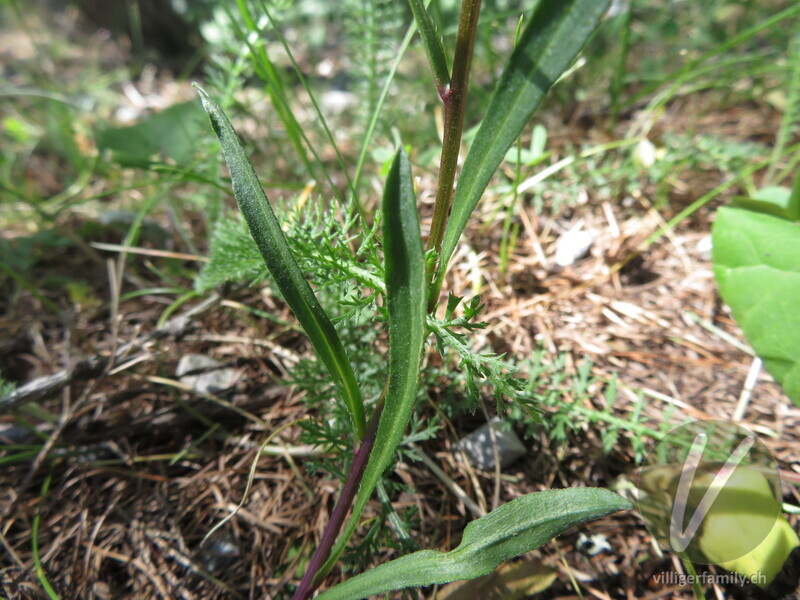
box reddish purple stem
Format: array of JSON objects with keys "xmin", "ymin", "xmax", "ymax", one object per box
[{"xmin": 291, "ymin": 404, "xmax": 383, "ymax": 600}]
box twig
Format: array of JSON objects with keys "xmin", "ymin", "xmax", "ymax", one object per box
[
  {"xmin": 0, "ymin": 294, "xmax": 220, "ymax": 413},
  {"xmin": 733, "ymin": 356, "xmax": 762, "ymax": 422},
  {"xmin": 409, "ymin": 442, "xmax": 484, "ymax": 518}
]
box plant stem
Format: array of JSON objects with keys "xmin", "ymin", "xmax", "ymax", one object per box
[
  {"xmin": 426, "ymin": 0, "xmax": 483, "ymax": 291},
  {"xmin": 291, "ymin": 398, "xmax": 384, "ymax": 600},
  {"xmin": 293, "ymin": 3, "xmax": 484, "ymax": 594}
]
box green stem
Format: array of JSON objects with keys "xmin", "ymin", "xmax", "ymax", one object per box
[
  {"xmin": 291, "ymin": 1, "xmax": 483, "ymax": 593},
  {"xmin": 680, "ymin": 555, "xmax": 707, "ymax": 600},
  {"xmin": 33, "ymin": 474, "xmax": 60, "ymax": 600},
  {"xmin": 426, "ymin": 0, "xmax": 483, "ymax": 298}
]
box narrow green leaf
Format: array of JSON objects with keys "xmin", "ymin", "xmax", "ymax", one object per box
[
  {"xmin": 712, "ymin": 205, "xmax": 800, "ymax": 406},
  {"xmin": 317, "ymin": 488, "xmax": 631, "ymax": 600},
  {"xmin": 194, "ymin": 85, "xmax": 366, "ymax": 439},
  {"xmin": 407, "ymin": 0, "xmax": 450, "ymax": 92},
  {"xmin": 373, "ymin": 147, "xmax": 427, "ymax": 472},
  {"xmin": 320, "ymin": 148, "xmax": 427, "ymax": 575},
  {"xmin": 431, "ymin": 0, "xmax": 610, "ymax": 303}
]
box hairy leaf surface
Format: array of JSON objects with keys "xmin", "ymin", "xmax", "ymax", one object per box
[
  {"xmin": 318, "ymin": 488, "xmax": 631, "ymax": 599},
  {"xmin": 320, "ymin": 148, "xmax": 427, "ymax": 575},
  {"xmin": 195, "ymin": 85, "xmax": 366, "ymax": 438},
  {"xmin": 407, "ymin": 0, "xmax": 450, "ymax": 91}
]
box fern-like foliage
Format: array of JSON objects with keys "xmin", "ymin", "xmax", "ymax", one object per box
[
  {"xmin": 197, "ymin": 196, "xmax": 539, "ymax": 429},
  {"xmin": 427, "ymin": 294, "xmax": 535, "ymax": 416},
  {"xmin": 283, "ymin": 198, "xmax": 385, "ymax": 300},
  {"xmin": 0, "ymin": 375, "xmax": 15, "ymax": 400},
  {"xmin": 196, "ymin": 216, "xmax": 267, "ymax": 292},
  {"xmin": 509, "ymin": 350, "xmax": 677, "ymax": 463},
  {"xmin": 197, "ymin": 197, "xmax": 382, "ymax": 298}
]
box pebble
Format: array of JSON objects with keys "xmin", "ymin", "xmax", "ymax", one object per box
[
  {"xmin": 576, "ymin": 532, "xmax": 612, "ymax": 556},
  {"xmin": 456, "ymin": 417, "xmax": 526, "ymax": 470},
  {"xmin": 632, "ymin": 138, "xmax": 657, "ymax": 168},
  {"xmin": 321, "ymin": 89, "xmax": 358, "ymax": 115},
  {"xmin": 197, "ymin": 535, "xmax": 240, "ymax": 573},
  {"xmin": 554, "ymin": 229, "xmax": 596, "ymax": 267},
  {"xmin": 176, "ymin": 354, "xmax": 238, "ymax": 395},
  {"xmin": 0, "ymin": 422, "xmax": 36, "ymax": 444},
  {"xmin": 696, "ymin": 234, "xmax": 713, "ymax": 261}
]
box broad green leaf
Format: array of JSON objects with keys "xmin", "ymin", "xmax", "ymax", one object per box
[
  {"xmin": 317, "ymin": 488, "xmax": 631, "ymax": 600},
  {"xmin": 319, "ymin": 148, "xmax": 427, "ymax": 576},
  {"xmin": 97, "ymin": 101, "xmax": 207, "ymax": 167},
  {"xmin": 431, "ymin": 0, "xmax": 610, "ymax": 304},
  {"xmin": 732, "ymin": 185, "xmax": 800, "ymax": 222},
  {"xmin": 712, "ymin": 206, "xmax": 800, "ymax": 405},
  {"xmin": 407, "ymin": 0, "xmax": 450, "ymax": 92},
  {"xmin": 195, "ymin": 85, "xmax": 366, "ymax": 439}
]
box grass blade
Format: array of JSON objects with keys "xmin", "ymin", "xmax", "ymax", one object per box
[
  {"xmin": 319, "ymin": 147, "xmax": 427, "ymax": 576},
  {"xmin": 351, "ymin": 11, "xmax": 420, "ymax": 198},
  {"xmin": 33, "ymin": 474, "xmax": 61, "ymax": 600},
  {"xmin": 408, "ymin": 0, "xmax": 451, "ymax": 94},
  {"xmin": 227, "ymin": 0, "xmax": 341, "ymax": 200},
  {"xmin": 317, "ymin": 488, "xmax": 631, "ymax": 599},
  {"xmin": 430, "ymin": 0, "xmax": 610, "ymax": 305},
  {"xmin": 257, "ymin": 0, "xmax": 358, "ymax": 208},
  {"xmin": 195, "ymin": 85, "xmax": 366, "ymax": 439},
  {"xmin": 765, "ymin": 36, "xmax": 800, "ymax": 186}
]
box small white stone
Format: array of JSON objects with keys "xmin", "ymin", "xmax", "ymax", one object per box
[
  {"xmin": 321, "ymin": 90, "xmax": 358, "ymax": 115},
  {"xmin": 632, "ymin": 139, "xmax": 657, "ymax": 168},
  {"xmin": 576, "ymin": 532, "xmax": 612, "ymax": 556},
  {"xmin": 114, "ymin": 105, "xmax": 141, "ymax": 124},
  {"xmin": 177, "ymin": 354, "xmax": 238, "ymax": 395},
  {"xmin": 554, "ymin": 229, "xmax": 596, "ymax": 267},
  {"xmin": 317, "ymin": 58, "xmax": 334, "ymax": 77},
  {"xmin": 696, "ymin": 234, "xmax": 713, "ymax": 261}
]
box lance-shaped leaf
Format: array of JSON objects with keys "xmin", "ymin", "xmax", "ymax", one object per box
[
  {"xmin": 407, "ymin": 0, "xmax": 450, "ymax": 93},
  {"xmin": 194, "ymin": 85, "xmax": 366, "ymax": 439},
  {"xmin": 320, "ymin": 147, "xmax": 427, "ymax": 576},
  {"xmin": 430, "ymin": 0, "xmax": 610, "ymax": 304},
  {"xmin": 317, "ymin": 488, "xmax": 631, "ymax": 600}
]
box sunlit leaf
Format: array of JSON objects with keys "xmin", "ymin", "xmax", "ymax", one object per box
[
  {"xmin": 320, "ymin": 147, "xmax": 427, "ymax": 576},
  {"xmin": 318, "ymin": 488, "xmax": 631, "ymax": 600},
  {"xmin": 712, "ymin": 197, "xmax": 800, "ymax": 406},
  {"xmin": 195, "ymin": 85, "xmax": 366, "ymax": 438},
  {"xmin": 431, "ymin": 0, "xmax": 610, "ymax": 303}
]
